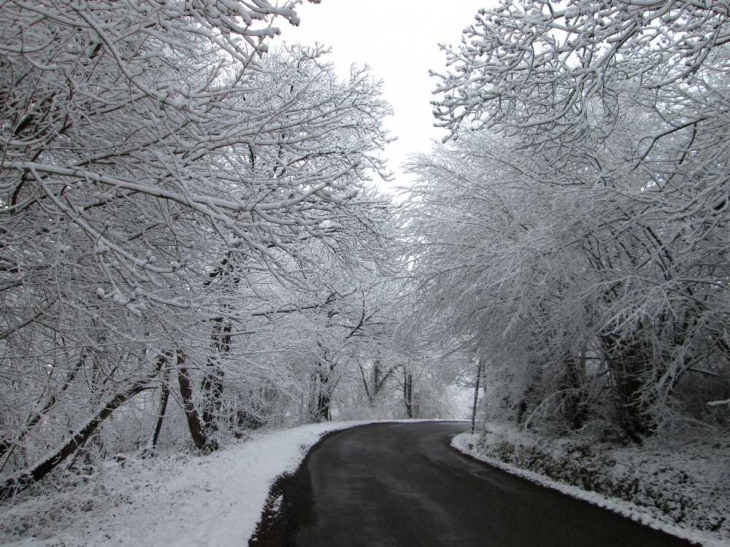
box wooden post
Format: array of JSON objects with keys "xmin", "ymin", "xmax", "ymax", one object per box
[{"xmin": 471, "ymin": 358, "xmax": 483, "ymax": 434}]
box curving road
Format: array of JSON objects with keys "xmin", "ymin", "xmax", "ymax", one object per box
[{"xmin": 250, "ymin": 422, "xmax": 696, "ymax": 547}]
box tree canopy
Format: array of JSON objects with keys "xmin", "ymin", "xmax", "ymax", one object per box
[{"xmin": 407, "ymin": 0, "xmax": 730, "ymax": 441}]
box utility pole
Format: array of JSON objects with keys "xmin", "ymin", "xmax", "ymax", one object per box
[{"xmin": 470, "ymin": 358, "xmax": 483, "ymax": 434}]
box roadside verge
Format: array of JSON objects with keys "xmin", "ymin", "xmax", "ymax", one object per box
[{"xmin": 452, "ymin": 426, "xmax": 729, "ymax": 547}]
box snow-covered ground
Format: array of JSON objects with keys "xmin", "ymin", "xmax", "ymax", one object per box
[
  {"xmin": 0, "ymin": 421, "xmax": 373, "ymax": 547},
  {"xmin": 453, "ymin": 424, "xmax": 730, "ymax": 547},
  {"xmin": 5, "ymin": 419, "xmax": 725, "ymax": 546}
]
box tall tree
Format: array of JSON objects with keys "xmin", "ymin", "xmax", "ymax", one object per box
[
  {"xmin": 0, "ymin": 0, "xmax": 395, "ymax": 495},
  {"xmin": 408, "ymin": 0, "xmax": 730, "ymax": 438}
]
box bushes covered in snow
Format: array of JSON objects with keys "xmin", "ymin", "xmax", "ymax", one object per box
[{"xmin": 455, "ymin": 423, "xmax": 730, "ymax": 545}]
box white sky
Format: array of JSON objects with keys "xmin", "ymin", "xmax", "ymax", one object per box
[{"xmin": 282, "ymin": 0, "xmax": 490, "ymax": 193}]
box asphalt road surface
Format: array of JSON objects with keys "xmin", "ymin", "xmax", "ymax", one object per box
[{"xmin": 250, "ymin": 422, "xmax": 697, "ymax": 547}]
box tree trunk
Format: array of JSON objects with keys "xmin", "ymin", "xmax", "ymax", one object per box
[
  {"xmin": 146, "ymin": 353, "xmax": 171, "ymax": 454},
  {"xmin": 601, "ymin": 333, "xmax": 656, "ymax": 442},
  {"xmin": 516, "ymin": 370, "xmax": 542, "ymax": 428},
  {"xmin": 0, "ymin": 376, "xmax": 154, "ymax": 500},
  {"xmin": 176, "ymin": 351, "xmax": 213, "ymax": 451},
  {"xmin": 373, "ymin": 360, "xmax": 382, "ymax": 397},
  {"xmin": 0, "ymin": 349, "xmax": 85, "ymax": 462},
  {"xmin": 357, "ymin": 361, "xmax": 373, "ymax": 406},
  {"xmin": 403, "ymin": 370, "xmax": 414, "ymax": 419},
  {"xmin": 471, "ymin": 358, "xmax": 483, "ymax": 434},
  {"xmin": 314, "ymin": 364, "xmax": 333, "ymax": 422},
  {"xmin": 315, "ymin": 384, "xmax": 332, "ymax": 422},
  {"xmin": 85, "ymin": 342, "xmax": 107, "ymax": 461},
  {"xmin": 200, "ymin": 317, "xmax": 230, "ymax": 433},
  {"xmin": 559, "ymin": 353, "xmax": 588, "ymax": 431}
]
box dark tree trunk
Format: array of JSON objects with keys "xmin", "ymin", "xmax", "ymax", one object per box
[
  {"xmin": 85, "ymin": 344, "xmax": 107, "ymax": 461},
  {"xmin": 358, "ymin": 361, "xmax": 373, "ymax": 406},
  {"xmin": 314, "ymin": 363, "xmax": 334, "ymax": 422},
  {"xmin": 601, "ymin": 333, "xmax": 656, "ymax": 442},
  {"xmin": 559, "ymin": 353, "xmax": 588, "ymax": 431},
  {"xmin": 0, "ymin": 376, "xmax": 154, "ymax": 500},
  {"xmin": 516, "ymin": 370, "xmax": 542, "ymax": 428},
  {"xmin": 0, "ymin": 349, "xmax": 85, "ymax": 461},
  {"xmin": 315, "ymin": 370, "xmax": 332, "ymax": 422},
  {"xmin": 200, "ymin": 317, "xmax": 230, "ymax": 433},
  {"xmin": 316, "ymin": 391, "xmax": 331, "ymax": 422},
  {"xmin": 471, "ymin": 359, "xmax": 483, "ymax": 434},
  {"xmin": 236, "ymin": 408, "xmax": 264, "ymax": 434},
  {"xmin": 200, "ymin": 250, "xmax": 241, "ymax": 436},
  {"xmin": 373, "ymin": 360, "xmax": 382, "ymax": 397},
  {"xmin": 358, "ymin": 361, "xmax": 398, "ymax": 408},
  {"xmin": 146, "ymin": 353, "xmax": 171, "ymax": 453},
  {"xmin": 403, "ymin": 370, "xmax": 414, "ymax": 419},
  {"xmin": 177, "ymin": 351, "xmax": 213, "ymax": 451}
]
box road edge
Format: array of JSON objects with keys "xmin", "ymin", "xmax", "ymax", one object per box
[{"xmin": 451, "ymin": 433, "xmax": 719, "ymax": 547}]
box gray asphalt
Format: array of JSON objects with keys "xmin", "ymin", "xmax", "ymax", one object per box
[{"xmin": 250, "ymin": 421, "xmax": 697, "ymax": 547}]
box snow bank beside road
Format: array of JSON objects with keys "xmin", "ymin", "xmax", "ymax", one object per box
[
  {"xmin": 0, "ymin": 421, "xmax": 370, "ymax": 547},
  {"xmin": 453, "ymin": 426, "xmax": 729, "ymax": 547}
]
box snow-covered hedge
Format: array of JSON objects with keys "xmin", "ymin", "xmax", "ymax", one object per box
[{"xmin": 454, "ymin": 424, "xmax": 729, "ymax": 546}]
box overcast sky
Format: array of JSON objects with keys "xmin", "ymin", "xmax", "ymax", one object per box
[{"xmin": 284, "ymin": 0, "xmax": 489, "ymax": 192}]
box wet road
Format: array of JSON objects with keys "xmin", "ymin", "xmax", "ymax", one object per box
[{"xmin": 251, "ymin": 422, "xmax": 696, "ymax": 547}]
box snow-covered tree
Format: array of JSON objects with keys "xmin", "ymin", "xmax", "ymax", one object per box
[
  {"xmin": 407, "ymin": 0, "xmax": 730, "ymax": 441},
  {"xmin": 0, "ymin": 0, "xmax": 397, "ymax": 496}
]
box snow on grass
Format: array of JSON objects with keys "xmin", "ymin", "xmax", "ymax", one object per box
[
  {"xmin": 452, "ymin": 427, "xmax": 729, "ymax": 547},
  {"xmin": 0, "ymin": 421, "xmax": 374, "ymax": 547}
]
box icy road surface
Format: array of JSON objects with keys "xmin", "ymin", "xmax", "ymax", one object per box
[{"xmin": 251, "ymin": 422, "xmax": 697, "ymax": 547}]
